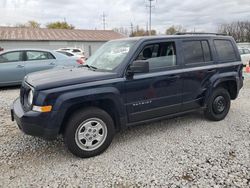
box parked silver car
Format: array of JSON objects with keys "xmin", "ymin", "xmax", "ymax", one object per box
[{"xmin": 0, "ymin": 49, "xmax": 79, "ymax": 86}]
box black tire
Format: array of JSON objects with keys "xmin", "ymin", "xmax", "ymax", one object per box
[
  {"xmin": 63, "ymin": 107, "xmax": 115, "ymax": 158},
  {"xmin": 204, "ymin": 87, "xmax": 231, "ymax": 121}
]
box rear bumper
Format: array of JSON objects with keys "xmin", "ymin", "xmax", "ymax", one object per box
[{"xmin": 11, "ymin": 98, "xmax": 58, "ymax": 140}]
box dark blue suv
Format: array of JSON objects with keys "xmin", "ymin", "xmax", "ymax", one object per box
[{"xmin": 11, "ymin": 34, "xmax": 244, "ymax": 158}]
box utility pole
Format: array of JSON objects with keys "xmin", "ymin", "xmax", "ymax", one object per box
[
  {"xmin": 147, "ymin": 0, "xmax": 155, "ymax": 36},
  {"xmin": 101, "ymin": 12, "xmax": 107, "ymax": 30},
  {"xmin": 130, "ymin": 22, "xmax": 134, "ymax": 36}
]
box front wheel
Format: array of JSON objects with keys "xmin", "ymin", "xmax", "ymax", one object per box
[
  {"xmin": 64, "ymin": 107, "xmax": 115, "ymax": 158},
  {"xmin": 204, "ymin": 88, "xmax": 231, "ymax": 121}
]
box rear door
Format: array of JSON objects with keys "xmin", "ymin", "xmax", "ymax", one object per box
[
  {"xmin": 181, "ymin": 39, "xmax": 215, "ymax": 111},
  {"xmin": 0, "ymin": 51, "xmax": 26, "ymax": 85},
  {"xmin": 24, "ymin": 50, "xmax": 56, "ymax": 74},
  {"xmin": 125, "ymin": 39, "xmax": 183, "ymax": 123}
]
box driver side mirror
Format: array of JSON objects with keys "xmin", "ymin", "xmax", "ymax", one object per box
[{"xmin": 127, "ymin": 60, "xmax": 149, "ymax": 75}]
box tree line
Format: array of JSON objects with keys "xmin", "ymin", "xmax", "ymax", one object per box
[
  {"xmin": 13, "ymin": 20, "xmax": 250, "ymax": 42},
  {"xmin": 15, "ymin": 20, "xmax": 74, "ymax": 29},
  {"xmin": 15, "ymin": 20, "xmax": 186, "ymax": 36},
  {"xmin": 113, "ymin": 25, "xmax": 186, "ymax": 37},
  {"xmin": 218, "ymin": 21, "xmax": 250, "ymax": 42}
]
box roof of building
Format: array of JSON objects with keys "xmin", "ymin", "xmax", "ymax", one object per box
[{"xmin": 0, "ymin": 27, "xmax": 125, "ymax": 42}]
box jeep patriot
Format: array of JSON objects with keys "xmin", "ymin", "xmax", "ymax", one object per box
[{"xmin": 11, "ymin": 34, "xmax": 244, "ymax": 158}]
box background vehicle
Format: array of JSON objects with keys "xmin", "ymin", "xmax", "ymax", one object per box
[
  {"xmin": 56, "ymin": 50, "xmax": 85, "ymax": 64},
  {"xmin": 238, "ymin": 47, "xmax": 250, "ymax": 66},
  {"xmin": 58, "ymin": 48, "xmax": 85, "ymax": 58},
  {"xmin": 12, "ymin": 34, "xmax": 243, "ymax": 158},
  {"xmin": 0, "ymin": 49, "xmax": 79, "ymax": 86}
]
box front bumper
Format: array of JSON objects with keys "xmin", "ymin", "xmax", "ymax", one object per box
[{"xmin": 11, "ymin": 98, "xmax": 58, "ymax": 140}]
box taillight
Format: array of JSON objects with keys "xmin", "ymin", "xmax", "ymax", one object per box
[{"xmin": 77, "ymin": 59, "xmax": 85, "ymax": 65}]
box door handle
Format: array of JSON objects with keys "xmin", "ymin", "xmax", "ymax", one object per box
[
  {"xmin": 49, "ymin": 62, "xmax": 56, "ymax": 65},
  {"xmin": 16, "ymin": 65, "xmax": 24, "ymax": 68},
  {"xmin": 167, "ymin": 75, "xmax": 180, "ymax": 79},
  {"xmin": 207, "ymin": 69, "xmax": 216, "ymax": 73}
]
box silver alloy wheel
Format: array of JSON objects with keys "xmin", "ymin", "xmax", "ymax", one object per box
[{"xmin": 75, "ymin": 118, "xmax": 108, "ymax": 151}]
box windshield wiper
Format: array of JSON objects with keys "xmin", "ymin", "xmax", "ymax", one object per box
[{"xmin": 81, "ymin": 64, "xmax": 98, "ymax": 71}]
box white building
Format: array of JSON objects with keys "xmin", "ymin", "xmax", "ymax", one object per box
[{"xmin": 0, "ymin": 27, "xmax": 125, "ymax": 57}]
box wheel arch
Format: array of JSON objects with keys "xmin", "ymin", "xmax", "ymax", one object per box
[
  {"xmin": 213, "ymin": 78, "xmax": 238, "ymax": 100},
  {"xmin": 203, "ymin": 75, "xmax": 239, "ymax": 107},
  {"xmin": 56, "ymin": 89, "xmax": 127, "ymax": 134}
]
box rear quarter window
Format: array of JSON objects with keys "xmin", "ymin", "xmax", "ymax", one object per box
[{"xmin": 214, "ymin": 40, "xmax": 237, "ymax": 62}]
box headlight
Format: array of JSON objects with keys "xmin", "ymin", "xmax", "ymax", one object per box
[{"xmin": 27, "ymin": 89, "xmax": 34, "ymax": 105}]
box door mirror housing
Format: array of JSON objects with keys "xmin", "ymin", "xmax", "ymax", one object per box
[{"xmin": 127, "ymin": 60, "xmax": 149, "ymax": 75}]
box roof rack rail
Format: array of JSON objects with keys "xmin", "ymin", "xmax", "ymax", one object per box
[{"xmin": 175, "ymin": 32, "xmax": 227, "ymax": 36}]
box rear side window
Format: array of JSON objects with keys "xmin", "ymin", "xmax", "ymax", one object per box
[
  {"xmin": 214, "ymin": 40, "xmax": 237, "ymax": 62},
  {"xmin": 73, "ymin": 49, "xmax": 81, "ymax": 52},
  {"xmin": 0, "ymin": 51, "xmax": 23, "ymax": 63},
  {"xmin": 183, "ymin": 40, "xmax": 212, "ymax": 64},
  {"xmin": 26, "ymin": 51, "xmax": 55, "ymax": 61},
  {"xmin": 57, "ymin": 51, "xmax": 74, "ymax": 56},
  {"xmin": 239, "ymin": 49, "xmax": 244, "ymax": 55}
]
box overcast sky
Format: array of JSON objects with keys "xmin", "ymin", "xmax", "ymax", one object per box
[{"xmin": 1, "ymin": 0, "xmax": 250, "ymax": 34}]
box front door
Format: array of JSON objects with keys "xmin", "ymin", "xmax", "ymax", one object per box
[
  {"xmin": 125, "ymin": 40, "xmax": 183, "ymax": 123},
  {"xmin": 0, "ymin": 51, "xmax": 26, "ymax": 85}
]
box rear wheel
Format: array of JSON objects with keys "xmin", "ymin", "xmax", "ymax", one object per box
[
  {"xmin": 204, "ymin": 88, "xmax": 231, "ymax": 121},
  {"xmin": 64, "ymin": 107, "xmax": 115, "ymax": 158}
]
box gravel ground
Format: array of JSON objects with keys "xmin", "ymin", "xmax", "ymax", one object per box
[{"xmin": 0, "ymin": 79, "xmax": 250, "ymax": 188}]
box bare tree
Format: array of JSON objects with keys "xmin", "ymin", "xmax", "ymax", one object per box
[
  {"xmin": 15, "ymin": 20, "xmax": 41, "ymax": 28},
  {"xmin": 130, "ymin": 25, "xmax": 157, "ymax": 37},
  {"xmin": 218, "ymin": 21, "xmax": 250, "ymax": 42},
  {"xmin": 166, "ymin": 25, "xmax": 186, "ymax": 35},
  {"xmin": 113, "ymin": 27, "xmax": 130, "ymax": 36},
  {"xmin": 27, "ymin": 20, "xmax": 41, "ymax": 28}
]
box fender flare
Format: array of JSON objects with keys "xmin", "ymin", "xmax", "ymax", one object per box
[
  {"xmin": 51, "ymin": 87, "xmax": 127, "ymax": 130},
  {"xmin": 203, "ymin": 74, "xmax": 238, "ymax": 107}
]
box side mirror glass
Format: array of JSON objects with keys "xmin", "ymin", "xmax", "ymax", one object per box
[{"xmin": 127, "ymin": 60, "xmax": 149, "ymax": 75}]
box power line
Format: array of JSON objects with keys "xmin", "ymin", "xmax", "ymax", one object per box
[
  {"xmin": 146, "ymin": 0, "xmax": 155, "ymax": 35},
  {"xmin": 101, "ymin": 12, "xmax": 107, "ymax": 30}
]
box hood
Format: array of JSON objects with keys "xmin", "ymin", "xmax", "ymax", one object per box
[{"xmin": 25, "ymin": 67, "xmax": 118, "ymax": 90}]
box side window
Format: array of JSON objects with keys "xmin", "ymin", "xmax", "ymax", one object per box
[
  {"xmin": 26, "ymin": 51, "xmax": 55, "ymax": 61},
  {"xmin": 183, "ymin": 40, "xmax": 212, "ymax": 64},
  {"xmin": 239, "ymin": 49, "xmax": 244, "ymax": 55},
  {"xmin": 244, "ymin": 49, "xmax": 250, "ymax": 54},
  {"xmin": 58, "ymin": 51, "xmax": 74, "ymax": 56},
  {"xmin": 214, "ymin": 40, "xmax": 237, "ymax": 62},
  {"xmin": 136, "ymin": 42, "xmax": 176, "ymax": 71},
  {"xmin": 0, "ymin": 51, "xmax": 23, "ymax": 63},
  {"xmin": 73, "ymin": 49, "xmax": 81, "ymax": 53}
]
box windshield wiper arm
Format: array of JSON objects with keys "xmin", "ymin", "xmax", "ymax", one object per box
[{"xmin": 81, "ymin": 64, "xmax": 98, "ymax": 70}]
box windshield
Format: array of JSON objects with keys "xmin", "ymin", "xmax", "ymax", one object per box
[{"xmin": 86, "ymin": 40, "xmax": 137, "ymax": 71}]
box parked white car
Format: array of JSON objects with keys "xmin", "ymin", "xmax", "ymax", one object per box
[
  {"xmin": 56, "ymin": 50, "xmax": 85, "ymax": 64},
  {"xmin": 57, "ymin": 48, "xmax": 85, "ymax": 59},
  {"xmin": 239, "ymin": 48, "xmax": 250, "ymax": 66}
]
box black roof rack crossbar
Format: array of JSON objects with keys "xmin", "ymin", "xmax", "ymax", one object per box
[{"xmin": 175, "ymin": 32, "xmax": 227, "ymax": 36}]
